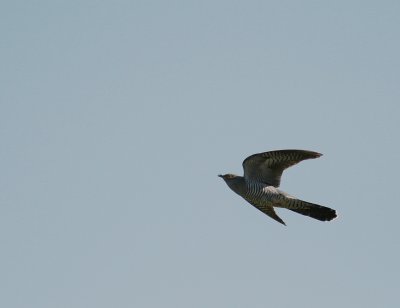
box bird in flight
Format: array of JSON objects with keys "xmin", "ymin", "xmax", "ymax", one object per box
[{"xmin": 218, "ymin": 149, "xmax": 337, "ymax": 225}]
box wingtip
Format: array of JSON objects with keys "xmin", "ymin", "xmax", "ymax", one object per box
[
  {"xmin": 313, "ymin": 151, "xmax": 323, "ymax": 158},
  {"xmin": 277, "ymin": 219, "xmax": 287, "ymax": 226}
]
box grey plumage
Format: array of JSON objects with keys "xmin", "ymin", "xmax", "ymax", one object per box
[{"xmin": 218, "ymin": 149, "xmax": 337, "ymax": 225}]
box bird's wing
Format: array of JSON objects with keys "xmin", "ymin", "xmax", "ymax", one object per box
[
  {"xmin": 242, "ymin": 149, "xmax": 322, "ymax": 187},
  {"xmin": 248, "ymin": 201, "xmax": 286, "ymax": 225}
]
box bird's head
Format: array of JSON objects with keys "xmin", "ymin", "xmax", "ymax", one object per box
[
  {"xmin": 218, "ymin": 174, "xmax": 244, "ymax": 193},
  {"xmin": 218, "ymin": 173, "xmax": 238, "ymax": 180},
  {"xmin": 218, "ymin": 174, "xmax": 239, "ymax": 181}
]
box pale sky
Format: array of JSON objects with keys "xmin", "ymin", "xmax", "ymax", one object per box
[{"xmin": 1, "ymin": 1, "xmax": 399, "ymax": 307}]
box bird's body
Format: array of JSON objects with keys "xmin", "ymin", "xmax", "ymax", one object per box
[{"xmin": 218, "ymin": 149, "xmax": 337, "ymax": 225}]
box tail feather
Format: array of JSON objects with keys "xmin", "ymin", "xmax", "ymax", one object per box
[{"xmin": 288, "ymin": 200, "xmax": 337, "ymax": 222}]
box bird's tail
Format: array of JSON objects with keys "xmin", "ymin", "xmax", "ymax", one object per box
[{"xmin": 287, "ymin": 199, "xmax": 337, "ymax": 222}]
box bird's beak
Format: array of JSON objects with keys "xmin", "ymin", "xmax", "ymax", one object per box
[{"xmin": 218, "ymin": 174, "xmax": 223, "ymax": 178}]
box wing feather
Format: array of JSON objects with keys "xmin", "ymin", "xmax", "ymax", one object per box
[{"xmin": 242, "ymin": 149, "xmax": 322, "ymax": 187}]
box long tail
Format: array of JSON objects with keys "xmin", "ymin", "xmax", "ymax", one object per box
[{"xmin": 287, "ymin": 199, "xmax": 337, "ymax": 222}]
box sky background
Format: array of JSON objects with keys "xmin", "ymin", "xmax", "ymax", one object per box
[{"xmin": 1, "ymin": 1, "xmax": 399, "ymax": 307}]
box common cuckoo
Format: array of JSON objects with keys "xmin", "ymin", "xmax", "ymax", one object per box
[{"xmin": 218, "ymin": 149, "xmax": 337, "ymax": 225}]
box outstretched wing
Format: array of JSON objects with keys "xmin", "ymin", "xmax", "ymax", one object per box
[
  {"xmin": 248, "ymin": 201, "xmax": 286, "ymax": 225},
  {"xmin": 242, "ymin": 149, "xmax": 322, "ymax": 187}
]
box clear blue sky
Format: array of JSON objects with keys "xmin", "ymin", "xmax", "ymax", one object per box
[{"xmin": 1, "ymin": 1, "xmax": 399, "ymax": 307}]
